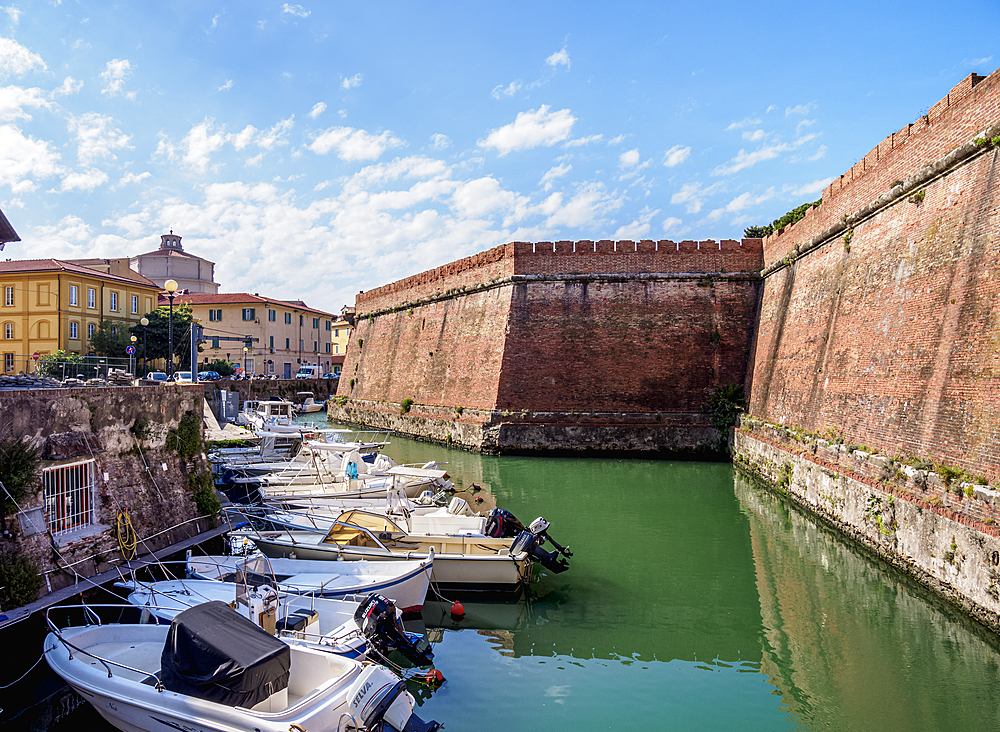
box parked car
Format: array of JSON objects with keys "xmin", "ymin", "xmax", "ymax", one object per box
[
  {"xmin": 322, "ymin": 372, "xmax": 337, "ymax": 379},
  {"xmin": 172, "ymin": 371, "xmax": 194, "ymax": 384},
  {"xmin": 147, "ymin": 371, "xmax": 168, "ymax": 383},
  {"xmin": 197, "ymin": 370, "xmax": 221, "ymax": 382}
]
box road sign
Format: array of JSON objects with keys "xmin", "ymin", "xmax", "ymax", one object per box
[
  {"xmin": 126, "ymin": 346, "xmax": 136, "ymax": 355},
  {"xmin": 32, "ymin": 351, "xmax": 39, "ymax": 361}
]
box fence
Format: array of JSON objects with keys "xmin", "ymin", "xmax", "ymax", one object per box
[{"xmin": 5, "ymin": 354, "xmax": 136, "ymax": 380}]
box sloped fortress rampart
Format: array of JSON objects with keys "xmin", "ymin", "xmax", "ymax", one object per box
[{"xmin": 332, "ymin": 239, "xmax": 764, "ymax": 453}]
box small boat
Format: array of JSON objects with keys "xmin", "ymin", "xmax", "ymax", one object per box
[
  {"xmin": 186, "ymin": 551, "xmax": 433, "ymax": 613},
  {"xmin": 44, "ymin": 601, "xmax": 441, "ymax": 732},
  {"xmin": 293, "ymin": 392, "xmax": 325, "ymax": 414},
  {"xmin": 233, "ymin": 508, "xmax": 572, "ymax": 592},
  {"xmin": 121, "ymin": 580, "xmax": 433, "ymax": 665}
]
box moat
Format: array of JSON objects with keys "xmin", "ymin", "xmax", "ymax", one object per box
[{"xmin": 10, "ymin": 431, "xmax": 1000, "ymax": 732}]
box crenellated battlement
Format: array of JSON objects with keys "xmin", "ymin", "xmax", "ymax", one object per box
[
  {"xmin": 763, "ymin": 69, "xmax": 1000, "ymax": 265},
  {"xmin": 358, "ymin": 238, "xmax": 763, "ymax": 313}
]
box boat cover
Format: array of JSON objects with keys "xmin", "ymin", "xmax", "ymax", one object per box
[{"xmin": 160, "ymin": 601, "xmax": 290, "ymax": 708}]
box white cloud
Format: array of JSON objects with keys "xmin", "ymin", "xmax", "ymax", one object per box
[
  {"xmin": 181, "ymin": 119, "xmax": 227, "ymax": 172},
  {"xmin": 546, "ymin": 47, "xmax": 570, "ymax": 70},
  {"xmin": 310, "ymin": 126, "xmax": 403, "ymax": 161},
  {"xmin": 725, "ymin": 117, "xmax": 761, "ymax": 131},
  {"xmin": 619, "ymin": 148, "xmax": 640, "ymax": 168},
  {"xmin": 613, "ymin": 205, "xmax": 659, "ymax": 239},
  {"xmin": 712, "ymin": 134, "xmax": 817, "ymax": 176},
  {"xmin": 662, "ymin": 216, "xmax": 683, "ymax": 233},
  {"xmin": 341, "ymin": 73, "xmax": 362, "ymax": 90},
  {"xmin": 59, "ymin": 168, "xmax": 109, "ymax": 192},
  {"xmin": 491, "ymin": 81, "xmax": 521, "ymax": 99},
  {"xmin": 662, "ymin": 144, "xmax": 690, "ymax": 168},
  {"xmin": 766, "ymin": 105, "xmax": 776, "ymax": 113},
  {"xmin": 742, "ymin": 129, "xmax": 765, "ymax": 141},
  {"xmin": 218, "ymin": 79, "xmax": 234, "ymax": 92},
  {"xmin": 451, "ymin": 176, "xmax": 526, "ymax": 221},
  {"xmin": 430, "ymin": 133, "xmax": 451, "ymax": 150},
  {"xmin": 0, "ymin": 85, "xmax": 50, "ymax": 121},
  {"xmin": 116, "ymin": 171, "xmax": 151, "ymax": 188},
  {"xmin": 790, "ymin": 177, "xmax": 833, "ymax": 196},
  {"xmin": 544, "ymin": 182, "xmax": 620, "ymax": 229},
  {"xmin": 608, "ymin": 134, "xmax": 626, "ymax": 145},
  {"xmin": 230, "ymin": 125, "xmax": 256, "ymax": 151},
  {"xmin": 3, "ymin": 6, "xmax": 21, "ymax": 23},
  {"xmin": 563, "ymin": 133, "xmax": 602, "ymax": 148},
  {"xmin": 53, "ymin": 76, "xmax": 83, "ymax": 97},
  {"xmin": 479, "ymin": 105, "xmax": 575, "ymax": 156},
  {"xmin": 539, "ymin": 163, "xmax": 570, "ymax": 191},
  {"xmin": 706, "ymin": 188, "xmax": 775, "ymax": 221},
  {"xmin": 282, "ymin": 3, "xmax": 310, "ymax": 17},
  {"xmin": 255, "ymin": 116, "xmax": 294, "ymax": 150},
  {"xmin": 100, "ymin": 58, "xmax": 132, "ymax": 97},
  {"xmin": 309, "ymin": 102, "xmax": 326, "ymax": 118},
  {"xmin": 785, "ymin": 103, "xmax": 815, "ymax": 116},
  {"xmin": 210, "ymin": 12, "xmax": 223, "ymax": 30},
  {"xmin": 967, "ymin": 55, "xmax": 994, "ymax": 66},
  {"xmin": 0, "ymin": 37, "xmax": 45, "ymax": 78},
  {"xmin": 807, "ymin": 145, "xmax": 827, "ymax": 161},
  {"xmin": 67, "ymin": 112, "xmax": 132, "ymax": 164},
  {"xmin": 0, "ymin": 123, "xmax": 63, "ymax": 192},
  {"xmin": 670, "ymin": 181, "xmax": 721, "ymax": 214}
]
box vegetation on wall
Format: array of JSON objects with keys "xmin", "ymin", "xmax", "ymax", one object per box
[
  {"xmin": 703, "ymin": 383, "xmax": 747, "ymax": 432},
  {"xmin": 189, "ymin": 472, "xmax": 221, "ymax": 527},
  {"xmin": 744, "ymin": 200, "xmax": 821, "ymax": 238},
  {"xmin": 0, "ymin": 545, "xmax": 41, "ymax": 610},
  {"xmin": 0, "ymin": 430, "xmax": 40, "ymax": 519},
  {"xmin": 166, "ymin": 411, "xmax": 203, "ymax": 459}
]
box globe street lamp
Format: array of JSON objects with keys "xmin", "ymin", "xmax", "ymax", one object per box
[
  {"xmin": 140, "ymin": 317, "xmax": 149, "ymax": 376},
  {"xmin": 164, "ymin": 279, "xmax": 179, "ymax": 379},
  {"xmin": 130, "ymin": 335, "xmax": 137, "ymax": 376},
  {"xmin": 243, "ymin": 346, "xmax": 249, "ymax": 377}
]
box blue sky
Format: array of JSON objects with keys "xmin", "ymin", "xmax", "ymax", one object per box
[{"xmin": 0, "ymin": 1, "xmax": 997, "ymax": 314}]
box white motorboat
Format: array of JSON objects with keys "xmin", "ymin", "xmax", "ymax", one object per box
[
  {"xmin": 121, "ymin": 579, "xmax": 434, "ymax": 665},
  {"xmin": 43, "ymin": 601, "xmax": 441, "ymax": 732},
  {"xmin": 293, "ymin": 392, "xmax": 325, "ymax": 414},
  {"xmin": 254, "ymin": 464, "xmax": 454, "ymax": 503},
  {"xmin": 186, "ymin": 551, "xmax": 433, "ymax": 613},
  {"xmin": 233, "ymin": 508, "xmax": 572, "ymax": 592}
]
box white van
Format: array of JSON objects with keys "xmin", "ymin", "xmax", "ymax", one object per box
[{"xmin": 295, "ymin": 364, "xmax": 320, "ymax": 379}]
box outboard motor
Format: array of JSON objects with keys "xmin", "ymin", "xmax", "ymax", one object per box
[
  {"xmin": 484, "ymin": 508, "xmax": 525, "ymax": 538},
  {"xmin": 348, "ymin": 664, "xmax": 440, "ymax": 732},
  {"xmin": 509, "ymin": 516, "xmax": 573, "ymax": 574},
  {"xmin": 355, "ymin": 594, "xmax": 434, "ymax": 667}
]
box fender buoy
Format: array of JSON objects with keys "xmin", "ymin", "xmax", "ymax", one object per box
[
  {"xmin": 450, "ymin": 600, "xmax": 465, "ymax": 617},
  {"xmin": 425, "ymin": 668, "xmax": 444, "ymax": 685}
]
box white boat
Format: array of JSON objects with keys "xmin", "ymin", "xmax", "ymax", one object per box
[
  {"xmin": 232, "ymin": 509, "xmax": 572, "ymax": 592},
  {"xmin": 43, "ymin": 602, "xmax": 441, "ymax": 732},
  {"xmin": 254, "ymin": 464, "xmax": 455, "ymax": 503},
  {"xmin": 293, "ymin": 392, "xmax": 325, "ymax": 414},
  {"xmin": 121, "ymin": 579, "xmax": 433, "ymax": 665},
  {"xmin": 186, "ymin": 552, "xmax": 433, "ymax": 613}
]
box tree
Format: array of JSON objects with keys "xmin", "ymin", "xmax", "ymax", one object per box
[
  {"xmin": 89, "ymin": 319, "xmax": 131, "ymax": 357},
  {"xmin": 204, "ymin": 359, "xmax": 235, "ymax": 377},
  {"xmin": 131, "ymin": 303, "xmax": 195, "ymax": 370},
  {"xmin": 37, "ymin": 350, "xmax": 82, "ymax": 379}
]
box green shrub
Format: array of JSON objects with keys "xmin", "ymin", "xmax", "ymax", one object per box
[
  {"xmin": 189, "ymin": 472, "xmax": 221, "ymax": 526},
  {"xmin": 166, "ymin": 411, "xmax": 203, "ymax": 459},
  {"xmin": 0, "ymin": 546, "xmax": 41, "ymax": 609},
  {"xmin": 0, "ymin": 431, "xmax": 40, "ymax": 518},
  {"xmin": 401, "ymin": 398, "xmax": 414, "ymax": 414},
  {"xmin": 702, "ymin": 384, "xmax": 746, "ymax": 431}
]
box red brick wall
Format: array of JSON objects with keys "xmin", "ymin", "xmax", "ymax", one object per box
[
  {"xmin": 341, "ymin": 239, "xmax": 764, "ymax": 416},
  {"xmin": 762, "ymin": 71, "xmax": 998, "ymax": 266},
  {"xmin": 749, "ymin": 69, "xmax": 1000, "ymax": 478}
]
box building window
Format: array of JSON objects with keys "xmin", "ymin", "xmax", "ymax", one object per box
[
  {"xmin": 269, "ymin": 336, "xmax": 274, "ymax": 348},
  {"xmin": 3, "ymin": 323, "xmax": 12, "ymax": 339},
  {"xmin": 131, "ymin": 295, "xmax": 138, "ymax": 314},
  {"xmin": 285, "ymin": 312, "xmax": 291, "ymax": 324},
  {"xmin": 334, "ymin": 328, "xmax": 339, "ymax": 338},
  {"xmin": 335, "ymin": 344, "xmax": 339, "ymax": 354},
  {"xmin": 325, "ymin": 343, "xmax": 331, "ymax": 353},
  {"xmin": 212, "ymin": 338, "xmax": 220, "ymax": 349},
  {"xmin": 3, "ymin": 353, "xmax": 12, "ymax": 373},
  {"xmin": 242, "ymin": 308, "xmax": 255, "ymax": 321},
  {"xmin": 70, "ymin": 285, "xmax": 78, "ymax": 306},
  {"xmin": 70, "ymin": 322, "xmax": 78, "ymax": 339},
  {"xmin": 88, "ymin": 288, "xmax": 96, "ymax": 308},
  {"xmin": 110, "ymin": 292, "xmax": 118, "ymax": 311},
  {"xmin": 299, "ymin": 339, "xmax": 304, "ymax": 351},
  {"xmin": 209, "ymin": 309, "xmax": 222, "ymax": 322},
  {"xmin": 285, "ymin": 338, "xmax": 290, "ymax": 349},
  {"xmin": 269, "ymin": 309, "xmax": 276, "ymax": 322},
  {"xmin": 88, "ymin": 323, "xmax": 95, "ymax": 339},
  {"xmin": 299, "ymin": 315, "xmax": 303, "ymax": 326},
  {"xmin": 43, "ymin": 460, "xmax": 97, "ymax": 535},
  {"xmin": 3, "ymin": 286, "xmax": 12, "ymax": 306},
  {"xmin": 313, "ymin": 341, "xmax": 318, "ymax": 352},
  {"xmin": 325, "ymin": 320, "xmax": 331, "ymax": 331},
  {"xmin": 312, "ymin": 317, "xmax": 319, "ymax": 329}
]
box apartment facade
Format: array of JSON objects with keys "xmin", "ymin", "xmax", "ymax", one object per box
[
  {"xmin": 0, "ymin": 259, "xmax": 160, "ymax": 373},
  {"xmin": 174, "ymin": 293, "xmax": 337, "ymax": 377}
]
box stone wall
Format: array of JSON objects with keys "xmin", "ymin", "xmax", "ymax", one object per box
[
  {"xmin": 734, "ymin": 422, "xmax": 1000, "ymax": 633},
  {"xmin": 0, "ymin": 386, "xmax": 210, "ymax": 599},
  {"xmin": 747, "ymin": 69, "xmax": 1000, "ymax": 480},
  {"xmin": 335, "ymin": 238, "xmax": 763, "ymax": 453}
]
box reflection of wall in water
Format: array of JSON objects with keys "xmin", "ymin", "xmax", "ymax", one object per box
[{"xmin": 736, "ymin": 476, "xmax": 1000, "ymax": 731}]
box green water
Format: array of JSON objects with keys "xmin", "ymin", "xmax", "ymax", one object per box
[{"xmin": 32, "ymin": 432, "xmax": 1000, "ymax": 731}]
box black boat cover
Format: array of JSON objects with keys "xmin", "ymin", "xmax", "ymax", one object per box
[{"xmin": 160, "ymin": 601, "xmax": 290, "ymax": 708}]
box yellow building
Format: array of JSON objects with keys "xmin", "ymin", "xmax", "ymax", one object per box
[
  {"xmin": 175, "ymin": 293, "xmax": 337, "ymax": 378},
  {"xmin": 0, "ymin": 259, "xmax": 160, "ymax": 373},
  {"xmin": 329, "ymin": 317, "xmax": 351, "ymax": 376}
]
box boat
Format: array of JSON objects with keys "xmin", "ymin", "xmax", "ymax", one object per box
[
  {"xmin": 43, "ymin": 601, "xmax": 441, "ymax": 732},
  {"xmin": 293, "ymin": 392, "xmax": 325, "ymax": 414},
  {"xmin": 186, "ymin": 551, "xmax": 433, "ymax": 613},
  {"xmin": 231, "ymin": 508, "xmax": 572, "ymax": 592},
  {"xmin": 121, "ymin": 579, "xmax": 433, "ymax": 665},
  {"xmin": 251, "ymin": 464, "xmax": 455, "ymax": 503}
]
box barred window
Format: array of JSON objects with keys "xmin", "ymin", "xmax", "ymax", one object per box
[{"xmin": 43, "ymin": 460, "xmax": 97, "ymax": 535}]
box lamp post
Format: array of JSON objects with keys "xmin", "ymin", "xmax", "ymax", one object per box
[
  {"xmin": 243, "ymin": 346, "xmax": 249, "ymax": 377},
  {"xmin": 130, "ymin": 335, "xmax": 137, "ymax": 376},
  {"xmin": 164, "ymin": 280, "xmax": 179, "ymax": 379},
  {"xmin": 140, "ymin": 317, "xmax": 149, "ymax": 376}
]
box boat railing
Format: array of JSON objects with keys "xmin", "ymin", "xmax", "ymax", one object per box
[{"xmin": 45, "ymin": 604, "xmax": 164, "ymax": 688}]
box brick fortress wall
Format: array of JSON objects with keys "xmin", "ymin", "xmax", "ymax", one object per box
[
  {"xmin": 747, "ymin": 69, "xmax": 1000, "ymax": 478},
  {"xmin": 333, "ymin": 238, "xmax": 763, "ymax": 453}
]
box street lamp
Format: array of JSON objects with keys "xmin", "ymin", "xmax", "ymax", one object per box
[
  {"xmin": 130, "ymin": 335, "xmax": 137, "ymax": 376},
  {"xmin": 164, "ymin": 279, "xmax": 179, "ymax": 379},
  {"xmin": 243, "ymin": 346, "xmax": 249, "ymax": 377},
  {"xmin": 140, "ymin": 317, "xmax": 149, "ymax": 376}
]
